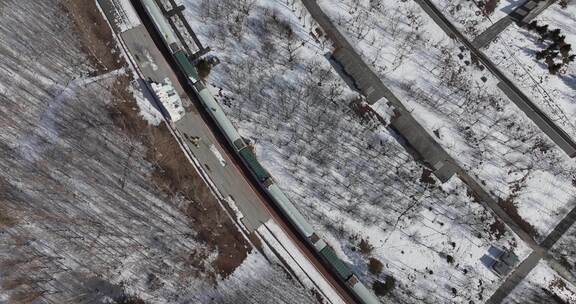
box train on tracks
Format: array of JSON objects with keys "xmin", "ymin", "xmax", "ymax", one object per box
[{"xmin": 139, "ymin": 0, "xmax": 379, "ymax": 303}]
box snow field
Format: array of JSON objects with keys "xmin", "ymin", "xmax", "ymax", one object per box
[
  {"xmin": 430, "ymin": 0, "xmax": 516, "ymax": 39},
  {"xmin": 181, "ymin": 0, "xmax": 534, "ymax": 302},
  {"xmin": 0, "ymin": 1, "xmax": 319, "ymax": 303},
  {"xmin": 503, "ymin": 260, "xmax": 576, "ymax": 303}
]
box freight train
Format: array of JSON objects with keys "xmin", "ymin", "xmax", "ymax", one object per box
[{"xmin": 139, "ymin": 1, "xmax": 379, "ymax": 303}]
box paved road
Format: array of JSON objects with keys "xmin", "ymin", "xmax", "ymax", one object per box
[
  {"xmin": 414, "ymin": 0, "xmax": 576, "ymax": 158},
  {"xmin": 303, "ymin": 0, "xmax": 459, "ymax": 183},
  {"xmin": 472, "ymin": 0, "xmax": 556, "ymax": 48},
  {"xmin": 473, "ymin": 17, "xmax": 514, "ymax": 49},
  {"xmin": 99, "ymin": 1, "xmax": 359, "ymax": 303},
  {"xmin": 405, "ymin": 1, "xmax": 576, "ymax": 301},
  {"xmin": 301, "ymin": 0, "xmax": 541, "ymax": 248},
  {"xmin": 301, "ymin": 2, "xmax": 576, "ymax": 302},
  {"xmin": 487, "ymin": 203, "xmax": 576, "ymax": 303},
  {"xmin": 540, "ymin": 201, "xmax": 576, "ymax": 249},
  {"xmin": 486, "ymin": 250, "xmax": 544, "ymax": 304},
  {"xmin": 401, "ymin": 0, "xmax": 576, "ymax": 300}
]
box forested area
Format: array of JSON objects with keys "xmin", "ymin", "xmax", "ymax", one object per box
[{"xmin": 0, "ymin": 1, "xmax": 316, "ymax": 303}]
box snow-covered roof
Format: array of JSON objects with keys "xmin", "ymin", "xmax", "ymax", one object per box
[{"xmin": 150, "ymin": 78, "xmax": 185, "ymax": 122}]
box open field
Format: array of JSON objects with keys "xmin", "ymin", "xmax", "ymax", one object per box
[
  {"xmin": 485, "ymin": 2, "xmax": 576, "ymax": 144},
  {"xmin": 181, "ymin": 1, "xmax": 537, "ymax": 302}
]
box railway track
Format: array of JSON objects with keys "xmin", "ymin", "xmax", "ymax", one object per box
[{"xmin": 127, "ymin": 0, "xmax": 361, "ymax": 303}]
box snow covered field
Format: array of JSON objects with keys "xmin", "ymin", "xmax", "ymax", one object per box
[
  {"xmin": 0, "ymin": 1, "xmax": 318, "ymax": 303},
  {"xmin": 317, "ymin": 0, "xmax": 576, "ymax": 240},
  {"xmin": 430, "ymin": 0, "xmax": 516, "ymax": 39},
  {"xmin": 181, "ymin": 0, "xmax": 535, "ymax": 302},
  {"xmin": 503, "ymin": 261, "xmax": 576, "ymax": 303},
  {"xmin": 484, "ymin": 2, "xmax": 576, "ymax": 142}
]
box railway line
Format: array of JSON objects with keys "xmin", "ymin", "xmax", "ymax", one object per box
[
  {"xmin": 126, "ymin": 0, "xmax": 379, "ymax": 303},
  {"xmin": 88, "ymin": 0, "xmax": 576, "ymax": 302}
]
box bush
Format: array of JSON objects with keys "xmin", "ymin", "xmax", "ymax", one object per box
[
  {"xmin": 535, "ymin": 50, "xmax": 548, "ymax": 60},
  {"xmin": 548, "ymin": 63, "xmax": 562, "ymax": 75},
  {"xmin": 368, "ymin": 258, "xmax": 384, "ymax": 275},
  {"xmin": 358, "ymin": 238, "xmax": 374, "ymax": 255},
  {"xmin": 196, "ymin": 59, "xmax": 212, "ymax": 80},
  {"xmin": 560, "ymin": 44, "xmax": 572, "ymax": 57},
  {"xmin": 372, "ymin": 276, "xmax": 396, "ymax": 297}
]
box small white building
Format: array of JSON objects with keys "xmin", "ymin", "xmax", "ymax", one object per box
[{"xmin": 150, "ymin": 78, "xmax": 185, "ymax": 122}]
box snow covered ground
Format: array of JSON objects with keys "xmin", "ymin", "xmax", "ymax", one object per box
[
  {"xmin": 503, "ymin": 261, "xmax": 576, "ymax": 303},
  {"xmin": 0, "ymin": 1, "xmax": 320, "ymax": 303},
  {"xmin": 484, "ymin": 2, "xmax": 576, "ymax": 142},
  {"xmin": 192, "ymin": 250, "xmax": 318, "ymax": 304},
  {"xmin": 257, "ymin": 220, "xmax": 345, "ymax": 304},
  {"xmin": 550, "ymin": 222, "xmax": 576, "ymax": 279},
  {"xmin": 317, "ymin": 0, "xmax": 576, "ymax": 240},
  {"xmin": 181, "ymin": 0, "xmax": 535, "ymax": 302}
]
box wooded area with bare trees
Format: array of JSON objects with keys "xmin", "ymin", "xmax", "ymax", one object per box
[{"xmin": 0, "ymin": 1, "xmax": 318, "ymax": 303}]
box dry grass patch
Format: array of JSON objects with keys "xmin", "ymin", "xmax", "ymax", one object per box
[
  {"xmin": 60, "ymin": 0, "xmax": 123, "ymax": 73},
  {"xmin": 368, "ymin": 257, "xmax": 383, "ymax": 275},
  {"xmin": 0, "ymin": 179, "xmax": 17, "ymax": 228},
  {"xmin": 499, "ymin": 197, "xmax": 538, "ymax": 238},
  {"xmin": 358, "ymin": 238, "xmax": 374, "ymax": 255}
]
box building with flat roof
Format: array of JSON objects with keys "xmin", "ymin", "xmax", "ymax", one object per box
[{"xmin": 150, "ymin": 78, "xmax": 185, "ymax": 121}]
